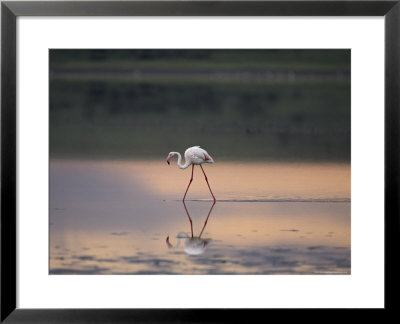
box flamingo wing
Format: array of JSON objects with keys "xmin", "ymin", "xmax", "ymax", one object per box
[{"xmin": 185, "ymin": 146, "xmax": 213, "ymax": 164}]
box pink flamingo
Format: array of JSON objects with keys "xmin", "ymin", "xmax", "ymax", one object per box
[{"xmin": 166, "ymin": 146, "xmax": 216, "ymax": 202}]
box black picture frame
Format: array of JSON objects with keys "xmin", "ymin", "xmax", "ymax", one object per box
[{"xmin": 1, "ymin": 0, "xmax": 399, "ymax": 322}]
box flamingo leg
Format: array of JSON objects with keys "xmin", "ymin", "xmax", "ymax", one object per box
[
  {"xmin": 182, "ymin": 200, "xmax": 194, "ymax": 238},
  {"xmin": 199, "ymin": 200, "xmax": 216, "ymax": 238},
  {"xmin": 200, "ymin": 164, "xmax": 216, "ymax": 202},
  {"xmin": 182, "ymin": 164, "xmax": 194, "ymax": 202}
]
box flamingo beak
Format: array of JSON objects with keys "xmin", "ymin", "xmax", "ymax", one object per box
[{"xmin": 166, "ymin": 155, "xmax": 171, "ymax": 165}]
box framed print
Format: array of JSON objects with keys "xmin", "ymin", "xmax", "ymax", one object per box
[{"xmin": 1, "ymin": 0, "xmax": 399, "ymax": 322}]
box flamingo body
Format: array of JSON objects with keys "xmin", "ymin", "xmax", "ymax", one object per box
[{"xmin": 184, "ymin": 146, "xmax": 214, "ymax": 165}]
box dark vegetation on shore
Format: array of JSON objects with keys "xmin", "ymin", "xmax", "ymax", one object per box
[{"xmin": 50, "ymin": 49, "xmax": 350, "ymax": 161}]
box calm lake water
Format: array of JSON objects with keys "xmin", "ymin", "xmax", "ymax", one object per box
[{"xmin": 49, "ymin": 160, "xmax": 350, "ymax": 275}]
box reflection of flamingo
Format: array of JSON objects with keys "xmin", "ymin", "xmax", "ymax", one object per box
[
  {"xmin": 166, "ymin": 200, "xmax": 215, "ymax": 255},
  {"xmin": 166, "ymin": 232, "xmax": 212, "ymax": 256},
  {"xmin": 166, "ymin": 146, "xmax": 216, "ymax": 202}
]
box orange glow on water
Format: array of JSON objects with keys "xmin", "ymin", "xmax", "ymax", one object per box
[
  {"xmin": 51, "ymin": 160, "xmax": 350, "ymax": 201},
  {"xmin": 50, "ymin": 159, "xmax": 350, "ymax": 275}
]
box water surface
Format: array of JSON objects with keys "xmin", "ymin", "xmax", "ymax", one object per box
[{"xmin": 50, "ymin": 160, "xmax": 350, "ymax": 275}]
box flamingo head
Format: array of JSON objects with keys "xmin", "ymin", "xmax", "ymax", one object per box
[{"xmin": 166, "ymin": 153, "xmax": 172, "ymax": 165}]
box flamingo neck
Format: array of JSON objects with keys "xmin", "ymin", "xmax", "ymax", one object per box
[
  {"xmin": 172, "ymin": 152, "xmax": 190, "ymax": 169},
  {"xmin": 176, "ymin": 232, "xmax": 190, "ymax": 248}
]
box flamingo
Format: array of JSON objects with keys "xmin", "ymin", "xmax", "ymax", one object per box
[{"xmin": 166, "ymin": 146, "xmax": 216, "ymax": 202}]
